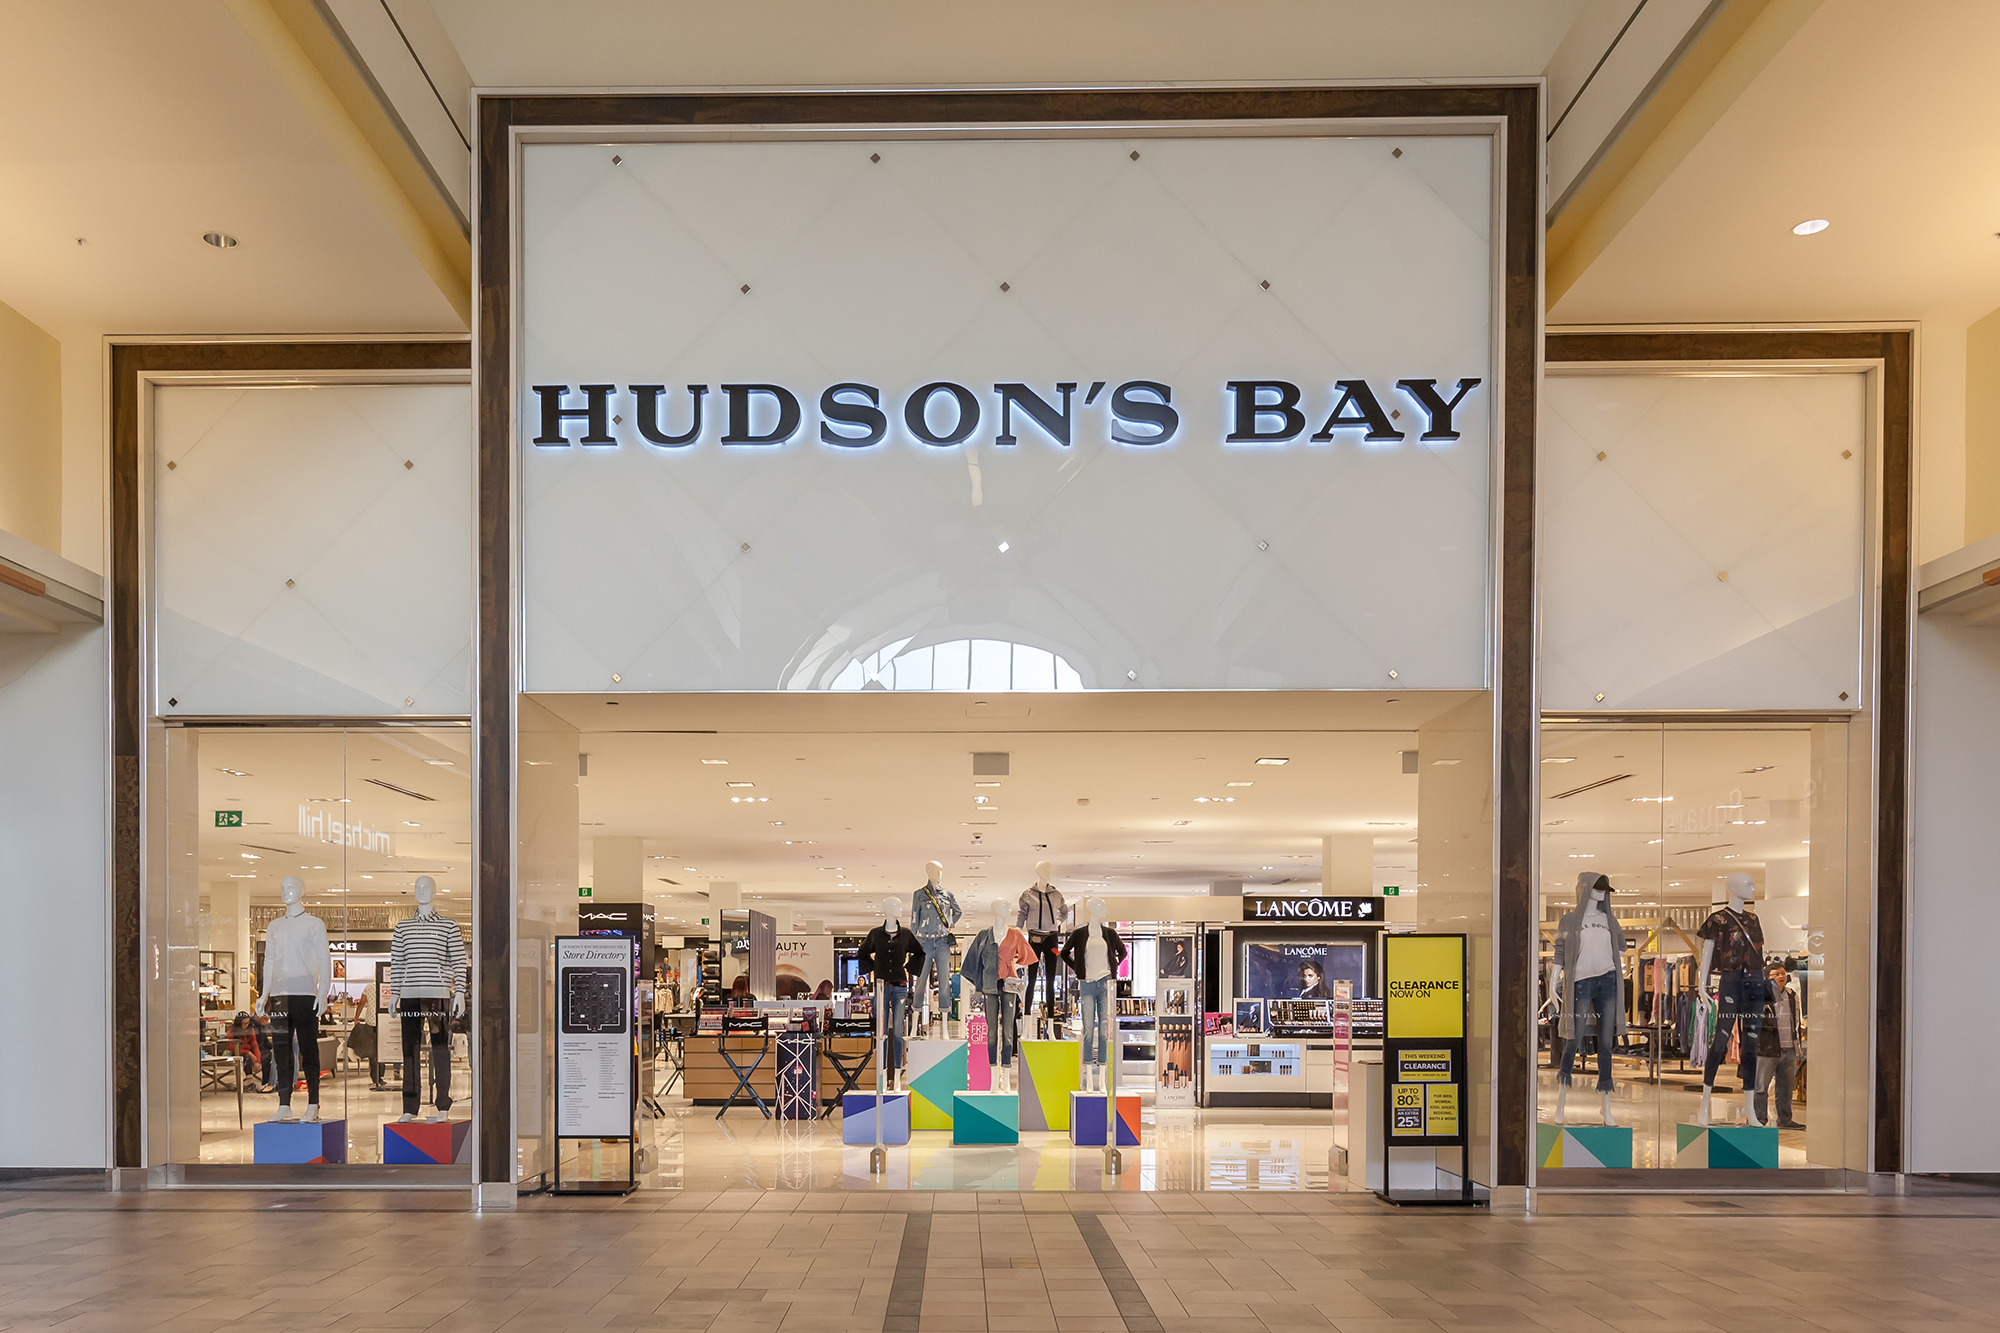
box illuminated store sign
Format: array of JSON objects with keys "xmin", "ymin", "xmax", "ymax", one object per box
[
  {"xmin": 296, "ymin": 805, "xmax": 393, "ymax": 855},
  {"xmin": 529, "ymin": 378, "xmax": 1481, "ymax": 450},
  {"xmin": 1241, "ymin": 896, "xmax": 1383, "ymax": 922}
]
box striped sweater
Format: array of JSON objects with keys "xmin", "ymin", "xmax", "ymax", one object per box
[{"xmin": 391, "ymin": 911, "xmax": 467, "ymax": 1007}]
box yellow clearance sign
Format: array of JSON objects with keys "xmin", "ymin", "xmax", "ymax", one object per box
[{"xmin": 1385, "ymin": 935, "xmax": 1465, "ymax": 1038}]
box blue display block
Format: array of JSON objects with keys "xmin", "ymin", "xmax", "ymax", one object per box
[
  {"xmin": 1069, "ymin": 1091, "xmax": 1141, "ymax": 1146},
  {"xmin": 953, "ymin": 1091, "xmax": 1019, "ymax": 1145},
  {"xmin": 841, "ymin": 1092, "xmax": 911, "ymax": 1145},
  {"xmin": 253, "ymin": 1118, "xmax": 347, "ymax": 1164}
]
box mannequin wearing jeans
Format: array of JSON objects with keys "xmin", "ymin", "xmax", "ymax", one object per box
[
  {"xmin": 1552, "ymin": 872, "xmax": 1625, "ymax": 1126},
  {"xmin": 961, "ymin": 897, "xmax": 1034, "ymax": 1092},
  {"xmin": 860, "ymin": 897, "xmax": 925, "ymax": 1088},
  {"xmin": 390, "ymin": 877, "xmax": 467, "ymax": 1123},
  {"xmin": 1696, "ymin": 872, "xmax": 1766, "ymax": 1126},
  {"xmin": 256, "ymin": 877, "xmax": 329, "ymax": 1123},
  {"xmin": 910, "ymin": 861, "xmax": 961, "ymax": 1034},
  {"xmin": 1016, "ymin": 864, "xmax": 1067, "ymax": 1024},
  {"xmin": 1060, "ymin": 899, "xmax": 1128, "ymax": 1093}
]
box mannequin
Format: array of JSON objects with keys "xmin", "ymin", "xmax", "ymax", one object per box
[
  {"xmin": 1060, "ymin": 898, "xmax": 1128, "ymax": 1093},
  {"xmin": 859, "ymin": 896, "xmax": 924, "ymax": 1089},
  {"xmin": 390, "ymin": 876, "xmax": 467, "ymax": 1123},
  {"xmin": 962, "ymin": 896, "xmax": 1034, "ymax": 1092},
  {"xmin": 1551, "ymin": 872, "xmax": 1624, "ymax": 1127},
  {"xmin": 256, "ymin": 877, "xmax": 329, "ymax": 1123},
  {"xmin": 1696, "ymin": 872, "xmax": 1766, "ymax": 1126},
  {"xmin": 910, "ymin": 860, "xmax": 962, "ymax": 1034},
  {"xmin": 1015, "ymin": 861, "xmax": 1068, "ymax": 1027}
]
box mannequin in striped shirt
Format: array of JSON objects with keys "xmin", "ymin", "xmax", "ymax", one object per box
[{"xmin": 390, "ymin": 876, "xmax": 466, "ymax": 1123}]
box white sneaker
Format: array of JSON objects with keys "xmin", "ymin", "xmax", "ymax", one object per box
[
  {"xmin": 269, "ymin": 1108, "xmax": 296, "ymax": 1123},
  {"xmin": 395, "ymin": 1113, "xmax": 421, "ymax": 1123},
  {"xmin": 425, "ymin": 1113, "xmax": 449, "ymax": 1123},
  {"xmin": 300, "ymin": 1106, "xmax": 322, "ymax": 1124}
]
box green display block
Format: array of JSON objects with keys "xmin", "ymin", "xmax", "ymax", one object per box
[
  {"xmin": 952, "ymin": 1091, "xmax": 1019, "ymax": 1145},
  {"xmin": 1536, "ymin": 1122, "xmax": 1632, "ymax": 1168},
  {"xmin": 1676, "ymin": 1122, "xmax": 1779, "ymax": 1169}
]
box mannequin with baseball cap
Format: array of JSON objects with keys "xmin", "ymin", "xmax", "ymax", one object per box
[{"xmin": 1551, "ymin": 872, "xmax": 1625, "ymax": 1126}]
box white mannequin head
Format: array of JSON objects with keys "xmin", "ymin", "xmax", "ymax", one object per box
[
  {"xmin": 881, "ymin": 896, "xmax": 901, "ymax": 930},
  {"xmin": 991, "ymin": 896, "xmax": 1010, "ymax": 933},
  {"xmin": 924, "ymin": 859, "xmax": 944, "ymax": 887},
  {"xmin": 414, "ymin": 875, "xmax": 436, "ymax": 910},
  {"xmin": 1726, "ymin": 871, "xmax": 1755, "ymax": 908},
  {"xmin": 280, "ymin": 876, "xmax": 305, "ymax": 912},
  {"xmin": 1088, "ymin": 896, "xmax": 1107, "ymax": 926},
  {"xmin": 1035, "ymin": 860, "xmax": 1053, "ymax": 887}
]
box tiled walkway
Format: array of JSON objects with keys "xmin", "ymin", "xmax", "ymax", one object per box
[{"xmin": 3, "ymin": 1182, "xmax": 2000, "ymax": 1332}]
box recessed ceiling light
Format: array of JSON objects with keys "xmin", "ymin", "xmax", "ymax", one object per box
[
  {"xmin": 1542, "ymin": 756, "xmax": 1577, "ymax": 764},
  {"xmin": 202, "ymin": 231, "xmax": 238, "ymax": 248},
  {"xmin": 974, "ymin": 782, "xmax": 1001, "ymax": 787},
  {"xmin": 726, "ymin": 781, "xmax": 754, "ymax": 788},
  {"xmin": 1255, "ymin": 757, "xmax": 1288, "ymax": 766},
  {"xmin": 684, "ymin": 866, "xmax": 699, "ymax": 872},
  {"xmin": 771, "ymin": 821, "xmax": 784, "ymax": 826},
  {"xmin": 240, "ymin": 853, "xmax": 259, "ymax": 860},
  {"xmin": 1226, "ymin": 781, "xmax": 1253, "ymax": 788},
  {"xmin": 701, "ymin": 758, "xmax": 728, "ymax": 765},
  {"xmin": 425, "ymin": 759, "xmax": 453, "ymax": 766},
  {"xmin": 1792, "ymin": 218, "xmax": 1830, "ymax": 235},
  {"xmin": 1172, "ymin": 820, "xmax": 1190, "ymax": 826},
  {"xmin": 401, "ymin": 821, "xmax": 422, "ymax": 827},
  {"xmin": 997, "ymin": 541, "xmax": 1010, "ymax": 552},
  {"xmin": 217, "ymin": 767, "xmax": 251, "ymax": 776}
]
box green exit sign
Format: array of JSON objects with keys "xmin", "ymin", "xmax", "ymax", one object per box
[
  {"xmin": 214, "ymin": 811, "xmax": 242, "ymax": 828},
  {"xmin": 578, "ymin": 886, "xmax": 592, "ymax": 898},
  {"xmin": 1382, "ymin": 885, "xmax": 1401, "ymax": 896}
]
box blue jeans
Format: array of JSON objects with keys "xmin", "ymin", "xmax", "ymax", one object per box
[
  {"xmin": 1704, "ymin": 970, "xmax": 1765, "ymax": 1089},
  {"xmin": 882, "ymin": 984, "xmax": 909, "ymax": 1071},
  {"xmin": 983, "ymin": 991, "xmax": 1019, "ymax": 1067},
  {"xmin": 1078, "ymin": 978, "xmax": 1113, "ymax": 1065},
  {"xmin": 1560, "ymin": 970, "xmax": 1618, "ymax": 1092}
]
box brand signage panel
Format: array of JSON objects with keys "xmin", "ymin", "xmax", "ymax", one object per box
[
  {"xmin": 519, "ymin": 135, "xmax": 1495, "ymax": 692},
  {"xmin": 1241, "ymin": 895, "xmax": 1383, "ymax": 922}
]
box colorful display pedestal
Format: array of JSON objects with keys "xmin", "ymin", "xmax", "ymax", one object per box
[
  {"xmin": 1069, "ymin": 1091, "xmax": 1140, "ymax": 1146},
  {"xmin": 1016, "ymin": 1040, "xmax": 1080, "ymax": 1131},
  {"xmin": 953, "ymin": 1091, "xmax": 1019, "ymax": 1144},
  {"xmin": 841, "ymin": 1092, "xmax": 911, "ymax": 1145},
  {"xmin": 382, "ymin": 1118, "xmax": 472, "ymax": 1165},
  {"xmin": 905, "ymin": 1040, "xmax": 968, "ymax": 1130},
  {"xmin": 966, "ymin": 1014, "xmax": 990, "ymax": 1092},
  {"xmin": 252, "ymin": 1118, "xmax": 347, "ymax": 1165},
  {"xmin": 1535, "ymin": 1122, "xmax": 1632, "ymax": 1169},
  {"xmin": 1675, "ymin": 1122, "xmax": 1779, "ymax": 1169}
]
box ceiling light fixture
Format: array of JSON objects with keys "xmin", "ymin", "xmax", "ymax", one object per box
[
  {"xmin": 726, "ymin": 781, "xmax": 754, "ymax": 788},
  {"xmin": 217, "ymin": 767, "xmax": 251, "ymax": 776},
  {"xmin": 1792, "ymin": 218, "xmax": 1830, "ymax": 236},
  {"xmin": 202, "ymin": 231, "xmax": 238, "ymax": 248},
  {"xmin": 1255, "ymin": 757, "xmax": 1288, "ymax": 766},
  {"xmin": 401, "ymin": 821, "xmax": 422, "ymax": 827},
  {"xmin": 240, "ymin": 853, "xmax": 259, "ymax": 860},
  {"xmin": 1542, "ymin": 756, "xmax": 1577, "ymax": 764}
]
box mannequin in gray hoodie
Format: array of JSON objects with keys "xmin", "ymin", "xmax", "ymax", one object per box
[{"xmin": 1552, "ymin": 871, "xmax": 1625, "ymax": 1126}]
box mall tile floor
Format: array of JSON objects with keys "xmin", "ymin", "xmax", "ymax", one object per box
[{"xmin": 5, "ymin": 1181, "xmax": 2000, "ymax": 1333}]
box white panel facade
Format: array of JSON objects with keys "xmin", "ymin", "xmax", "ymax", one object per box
[
  {"xmin": 1540, "ymin": 373, "xmax": 1865, "ymax": 711},
  {"xmin": 0, "ymin": 623, "xmax": 107, "ymax": 1168},
  {"xmin": 154, "ymin": 384, "xmax": 473, "ymax": 716},
  {"xmin": 519, "ymin": 135, "xmax": 1495, "ymax": 693}
]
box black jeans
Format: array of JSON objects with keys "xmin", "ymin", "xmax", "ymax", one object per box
[
  {"xmin": 1704, "ymin": 970, "xmax": 1765, "ymax": 1089},
  {"xmin": 401, "ymin": 998, "xmax": 454, "ymax": 1116},
  {"xmin": 1024, "ymin": 932, "xmax": 1062, "ymax": 1014},
  {"xmin": 271, "ymin": 994, "xmax": 320, "ymax": 1107}
]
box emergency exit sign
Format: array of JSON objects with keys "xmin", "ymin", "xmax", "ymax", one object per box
[
  {"xmin": 1383, "ymin": 885, "xmax": 1401, "ymax": 896},
  {"xmin": 578, "ymin": 886, "xmax": 592, "ymax": 898},
  {"xmin": 214, "ymin": 811, "xmax": 242, "ymax": 828}
]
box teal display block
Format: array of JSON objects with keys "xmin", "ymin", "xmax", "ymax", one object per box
[
  {"xmin": 841, "ymin": 1093, "xmax": 910, "ymax": 1145},
  {"xmin": 1536, "ymin": 1122, "xmax": 1633, "ymax": 1169},
  {"xmin": 1676, "ymin": 1122, "xmax": 1779, "ymax": 1169},
  {"xmin": 952, "ymin": 1091, "xmax": 1019, "ymax": 1145},
  {"xmin": 1069, "ymin": 1091, "xmax": 1141, "ymax": 1146},
  {"xmin": 253, "ymin": 1118, "xmax": 347, "ymax": 1164}
]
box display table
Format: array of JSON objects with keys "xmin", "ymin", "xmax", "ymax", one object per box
[
  {"xmin": 905, "ymin": 1040, "xmax": 968, "ymax": 1130},
  {"xmin": 1206, "ymin": 1038, "xmax": 1308, "ymax": 1107},
  {"xmin": 683, "ymin": 1034, "xmax": 874, "ymax": 1105},
  {"xmin": 841, "ymin": 1092, "xmax": 910, "ymax": 1145}
]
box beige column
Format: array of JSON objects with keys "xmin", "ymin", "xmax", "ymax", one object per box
[
  {"xmin": 1321, "ymin": 834, "xmax": 1374, "ymax": 896},
  {"xmin": 591, "ymin": 835, "xmax": 643, "ymax": 898}
]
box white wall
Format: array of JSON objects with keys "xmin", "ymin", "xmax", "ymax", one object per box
[
  {"xmin": 0, "ymin": 618, "xmax": 108, "ymax": 1168},
  {"xmin": 1908, "ymin": 611, "xmax": 2000, "ymax": 1171}
]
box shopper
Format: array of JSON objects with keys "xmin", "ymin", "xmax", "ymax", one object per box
[
  {"xmin": 1754, "ymin": 962, "xmax": 1804, "ymax": 1129},
  {"xmin": 226, "ymin": 1013, "xmax": 272, "ymax": 1092},
  {"xmin": 356, "ymin": 977, "xmax": 387, "ymax": 1090}
]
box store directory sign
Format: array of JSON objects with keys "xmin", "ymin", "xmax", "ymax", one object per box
[
  {"xmin": 518, "ymin": 134, "xmax": 1496, "ymax": 693},
  {"xmin": 555, "ymin": 936, "xmax": 634, "ymax": 1139}
]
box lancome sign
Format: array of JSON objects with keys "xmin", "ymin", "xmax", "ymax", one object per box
[{"xmin": 520, "ymin": 134, "xmax": 1497, "ymax": 693}]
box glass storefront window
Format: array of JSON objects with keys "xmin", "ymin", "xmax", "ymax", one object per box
[
  {"xmin": 1537, "ymin": 721, "xmax": 1856, "ymax": 1176},
  {"xmin": 152, "ymin": 725, "xmax": 472, "ymax": 1176}
]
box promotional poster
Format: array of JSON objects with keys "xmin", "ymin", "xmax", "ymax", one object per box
[{"xmin": 1240, "ymin": 941, "xmax": 1368, "ymax": 1001}]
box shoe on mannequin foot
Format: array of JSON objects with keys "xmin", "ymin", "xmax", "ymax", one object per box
[
  {"xmin": 1697, "ymin": 1086, "xmax": 1713, "ymax": 1126},
  {"xmin": 396, "ymin": 1112, "xmax": 421, "ymax": 1123},
  {"xmin": 1599, "ymin": 1090, "xmax": 1615, "ymax": 1127},
  {"xmin": 301, "ymin": 1105, "xmax": 321, "ymax": 1124},
  {"xmin": 270, "ymin": 1107, "xmax": 296, "ymax": 1123}
]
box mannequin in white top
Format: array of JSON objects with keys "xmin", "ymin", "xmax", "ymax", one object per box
[
  {"xmin": 1060, "ymin": 897, "xmax": 1127, "ymax": 1093},
  {"xmin": 1696, "ymin": 872, "xmax": 1765, "ymax": 1127},
  {"xmin": 256, "ymin": 876, "xmax": 329, "ymax": 1123},
  {"xmin": 1552, "ymin": 875, "xmax": 1620, "ymax": 1127}
]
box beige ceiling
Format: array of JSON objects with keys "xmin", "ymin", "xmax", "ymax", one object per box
[
  {"xmin": 539, "ymin": 690, "xmax": 1463, "ymax": 932},
  {"xmin": 0, "ymin": 2, "xmax": 462, "ymax": 340},
  {"xmin": 1551, "ymin": 0, "xmax": 2000, "ymax": 327},
  {"xmin": 433, "ymin": 0, "xmax": 1588, "ymax": 87}
]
